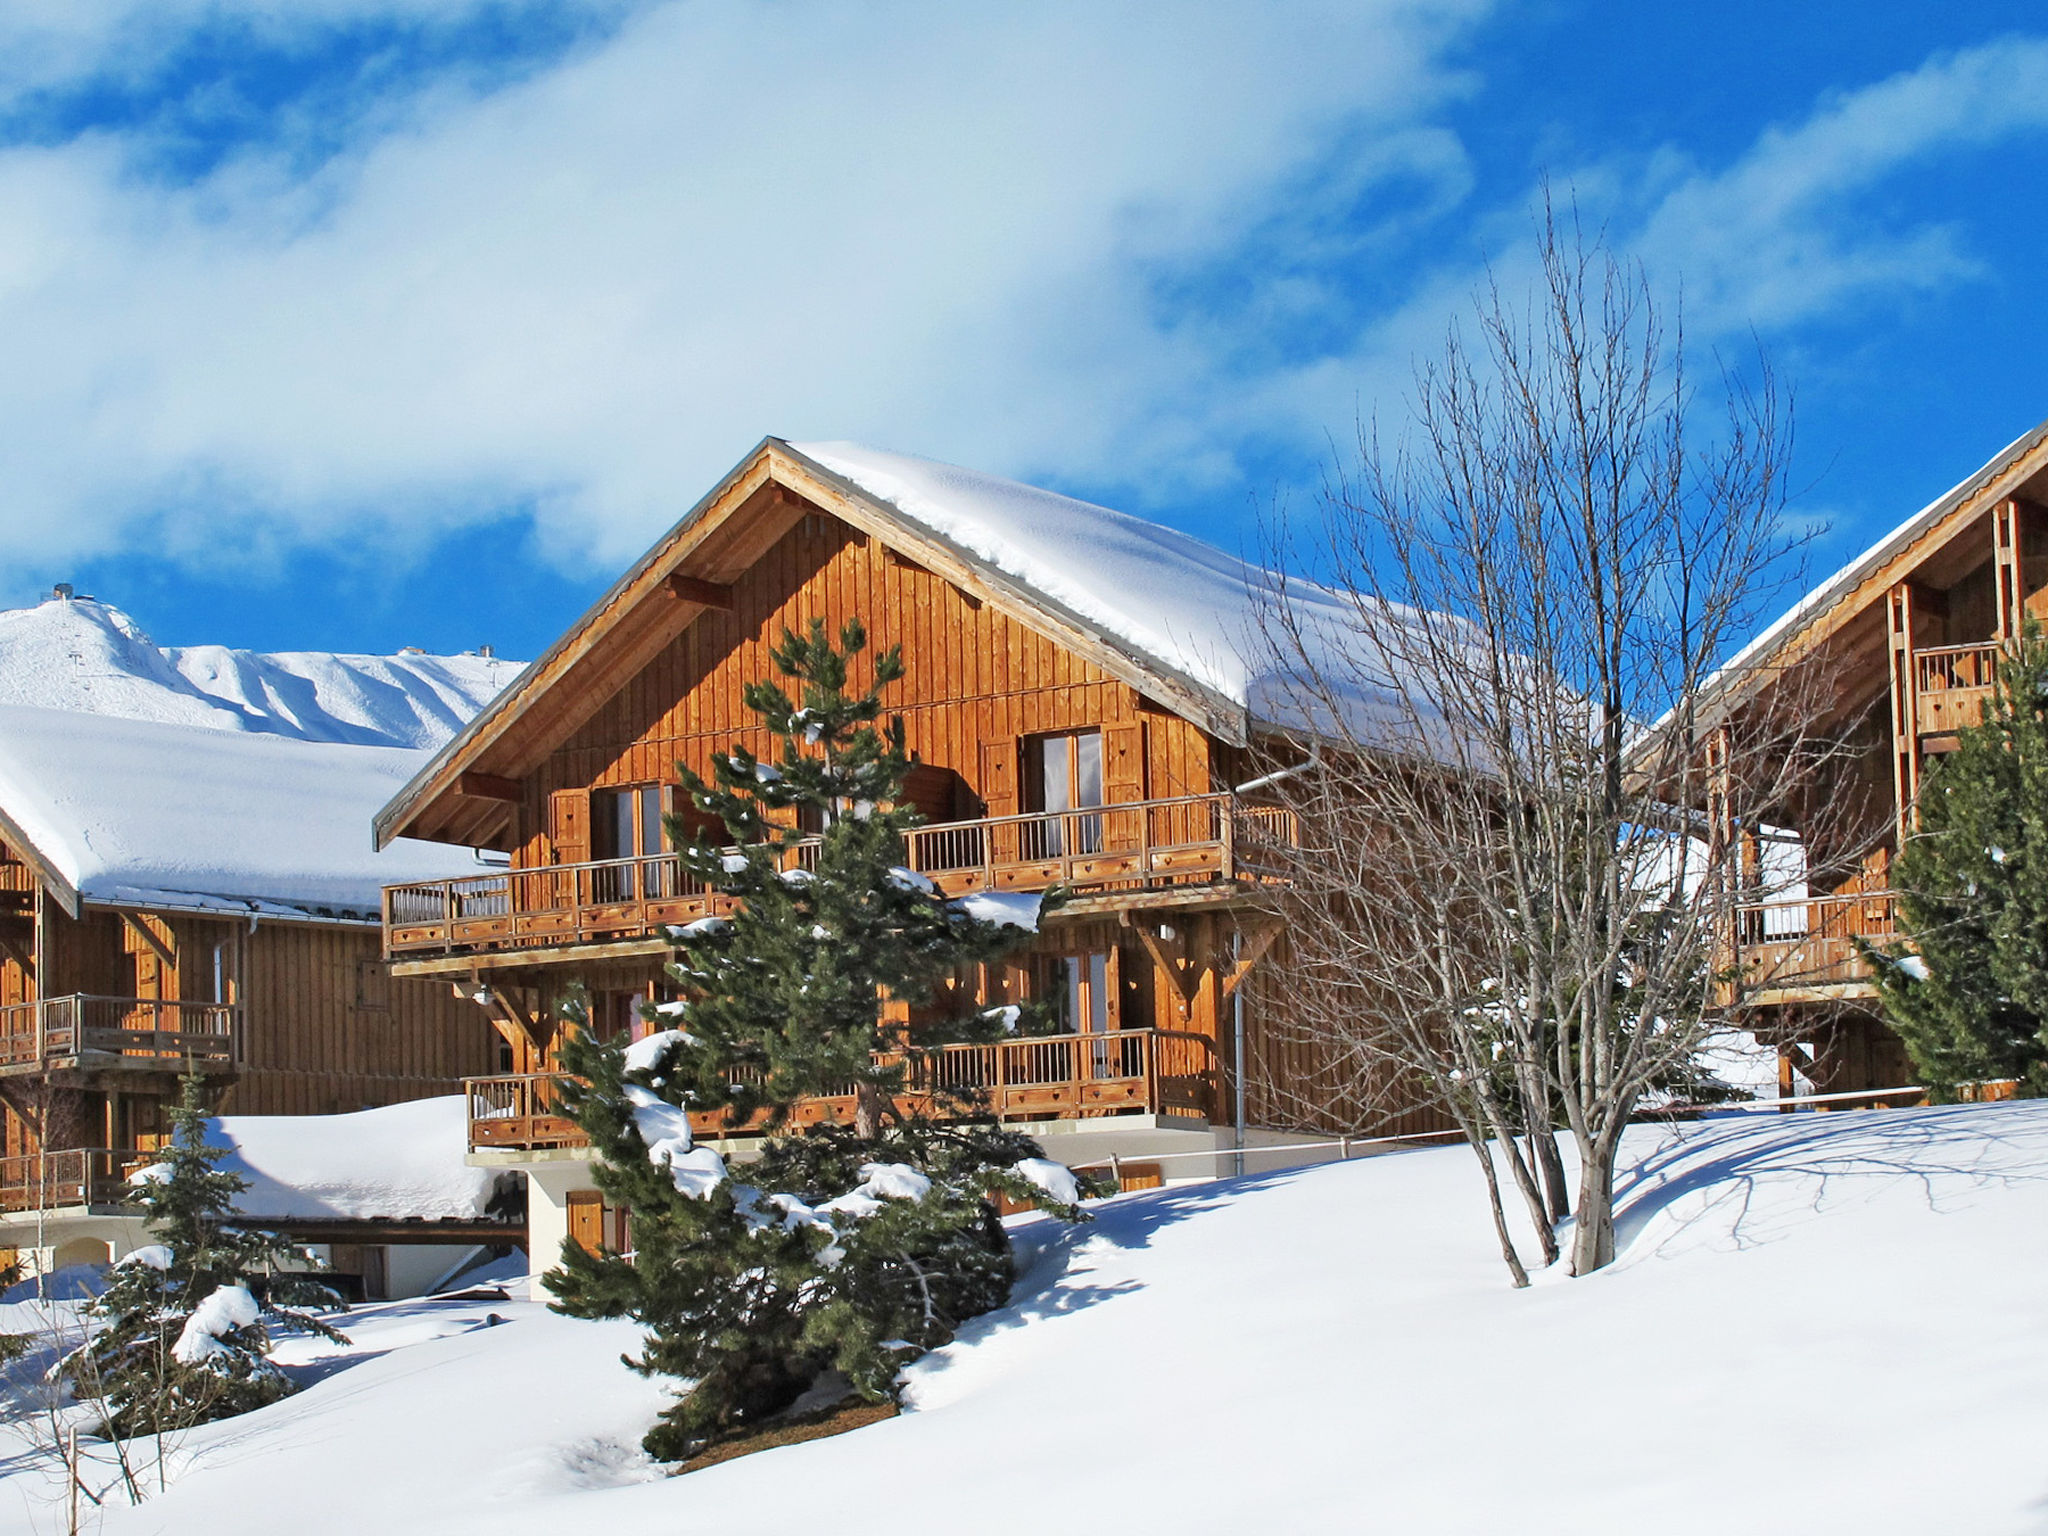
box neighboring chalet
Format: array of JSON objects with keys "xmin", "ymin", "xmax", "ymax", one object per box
[
  {"xmin": 374, "ymin": 439, "xmax": 1425, "ymax": 1289},
  {"xmin": 0, "ymin": 703, "xmax": 506, "ymax": 1284},
  {"xmin": 1698, "ymin": 417, "xmax": 2048, "ymax": 1097}
]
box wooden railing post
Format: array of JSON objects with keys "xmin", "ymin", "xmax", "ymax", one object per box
[{"xmin": 1221, "ymin": 798, "xmax": 1237, "ymax": 882}]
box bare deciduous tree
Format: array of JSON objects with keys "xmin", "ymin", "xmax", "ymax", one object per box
[{"xmin": 1255, "ymin": 201, "xmax": 1860, "ymax": 1282}]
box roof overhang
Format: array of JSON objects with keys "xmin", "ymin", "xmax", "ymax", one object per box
[
  {"xmin": 376, "ymin": 438, "xmax": 1251, "ymax": 849},
  {"xmin": 1683, "ymin": 414, "xmax": 2048, "ymax": 735},
  {"xmin": 0, "ymin": 805, "xmax": 79, "ymax": 919}
]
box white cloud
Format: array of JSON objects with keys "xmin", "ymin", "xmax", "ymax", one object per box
[
  {"xmin": 1627, "ymin": 36, "xmax": 2048, "ymax": 331},
  {"xmin": 6, "ymin": 11, "xmax": 2046, "ymax": 594},
  {"xmin": 1253, "ymin": 34, "xmax": 2048, "ymax": 466},
  {"xmin": 0, "ymin": 0, "xmax": 1488, "ymax": 579}
]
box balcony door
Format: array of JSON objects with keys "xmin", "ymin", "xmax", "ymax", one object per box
[
  {"xmin": 1024, "ymin": 731, "xmax": 1104, "ymax": 858},
  {"xmin": 591, "ymin": 784, "xmax": 671, "ymax": 902}
]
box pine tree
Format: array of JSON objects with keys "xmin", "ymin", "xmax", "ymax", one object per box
[
  {"xmin": 74, "ymin": 1073, "xmax": 347, "ymax": 1436},
  {"xmin": 546, "ymin": 618, "xmax": 1091, "ymax": 1461},
  {"xmin": 1868, "ymin": 625, "xmax": 2048, "ymax": 1095}
]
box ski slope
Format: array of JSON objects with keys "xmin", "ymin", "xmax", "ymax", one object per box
[
  {"xmin": 0, "ymin": 595, "xmax": 516, "ymax": 750},
  {"xmin": 10, "ymin": 1102, "xmax": 2048, "ymax": 1535}
]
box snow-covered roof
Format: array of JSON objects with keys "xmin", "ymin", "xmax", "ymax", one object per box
[
  {"xmin": 207, "ymin": 1096, "xmax": 502, "ymax": 1221},
  {"xmin": 377, "ymin": 437, "xmax": 1433, "ymax": 847},
  {"xmin": 787, "ymin": 441, "xmax": 1410, "ymax": 743},
  {"xmin": 0, "ymin": 595, "xmax": 518, "ymax": 751},
  {"xmin": 791, "ymin": 442, "xmax": 1283, "ymax": 712},
  {"xmin": 0, "ymin": 703, "xmax": 500, "ymax": 919}
]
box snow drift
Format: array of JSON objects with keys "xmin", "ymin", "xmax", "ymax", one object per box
[{"xmin": 24, "ymin": 1101, "xmax": 2048, "ymax": 1535}]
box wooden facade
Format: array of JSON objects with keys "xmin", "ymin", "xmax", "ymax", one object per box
[
  {"xmin": 376, "ymin": 440, "xmax": 1368, "ymax": 1160},
  {"xmin": 0, "ymin": 866, "xmax": 495, "ymax": 1213},
  {"xmin": 1704, "ymin": 419, "xmax": 2048, "ymax": 1095}
]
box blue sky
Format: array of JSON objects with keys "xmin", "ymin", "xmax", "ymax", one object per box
[{"xmin": 3, "ymin": 1, "xmax": 2047, "ymax": 661}]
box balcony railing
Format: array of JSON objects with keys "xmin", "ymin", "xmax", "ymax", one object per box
[
  {"xmin": 464, "ymin": 1026, "xmax": 1219, "ymax": 1153},
  {"xmin": 388, "ymin": 792, "xmax": 1297, "ymax": 960},
  {"xmin": 0, "ymin": 996, "xmax": 240, "ymax": 1071},
  {"xmin": 0, "ymin": 1147, "xmax": 148, "ymax": 1213},
  {"xmin": 1915, "ymin": 642, "xmax": 2003, "ymax": 737},
  {"xmin": 1732, "ymin": 890, "xmax": 1897, "ymax": 997}
]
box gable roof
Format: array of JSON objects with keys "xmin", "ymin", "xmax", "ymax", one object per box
[
  {"xmin": 0, "ymin": 704, "xmax": 498, "ymax": 921},
  {"xmin": 375, "ymin": 438, "xmax": 1396, "ymax": 850},
  {"xmin": 1695, "ymin": 414, "xmax": 2048, "ymax": 723}
]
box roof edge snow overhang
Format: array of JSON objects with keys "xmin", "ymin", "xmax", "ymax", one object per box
[
  {"xmin": 0, "ymin": 803, "xmax": 80, "ymax": 919},
  {"xmin": 376, "ymin": 438, "xmax": 1252, "ymax": 850}
]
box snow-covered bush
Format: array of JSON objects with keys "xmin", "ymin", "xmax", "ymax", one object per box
[{"xmin": 73, "ymin": 1073, "xmax": 347, "ymax": 1436}]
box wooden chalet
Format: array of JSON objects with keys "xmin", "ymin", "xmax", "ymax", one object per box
[
  {"xmin": 0, "ymin": 704, "xmax": 503, "ymax": 1284},
  {"xmin": 374, "ymin": 438, "xmax": 1428, "ymax": 1286},
  {"xmin": 1695, "ymin": 416, "xmax": 2048, "ymax": 1097}
]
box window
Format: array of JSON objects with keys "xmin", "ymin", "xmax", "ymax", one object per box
[
  {"xmin": 590, "ymin": 784, "xmax": 671, "ymax": 900},
  {"xmin": 1023, "ymin": 731, "xmax": 1104, "ymax": 856},
  {"xmin": 1028, "ymin": 950, "xmax": 1124, "ymax": 1079}
]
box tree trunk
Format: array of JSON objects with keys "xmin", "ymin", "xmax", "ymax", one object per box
[
  {"xmin": 853, "ymin": 1081, "xmax": 883, "ymax": 1141},
  {"xmin": 1568, "ymin": 1130, "xmax": 1620, "ymax": 1275},
  {"xmin": 1468, "ymin": 1136, "xmax": 1529, "ymax": 1289},
  {"xmin": 1532, "ymin": 1125, "xmax": 1570, "ymax": 1226},
  {"xmin": 1518, "ymin": 1064, "xmax": 1572, "ymax": 1224}
]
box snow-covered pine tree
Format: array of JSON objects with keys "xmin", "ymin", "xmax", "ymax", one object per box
[
  {"xmin": 74, "ymin": 1073, "xmax": 347, "ymax": 1436},
  {"xmin": 1868, "ymin": 625, "xmax": 2048, "ymax": 1095},
  {"xmin": 546, "ymin": 617, "xmax": 1091, "ymax": 1461}
]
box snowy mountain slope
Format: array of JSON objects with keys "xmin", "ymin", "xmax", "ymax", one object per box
[
  {"xmin": 25, "ymin": 1101, "xmax": 2048, "ymax": 1536},
  {"xmin": 0, "ymin": 595, "xmax": 518, "ymax": 750}
]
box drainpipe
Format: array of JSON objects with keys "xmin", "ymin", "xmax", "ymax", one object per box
[
  {"xmin": 1232, "ymin": 928, "xmax": 1246, "ymax": 1179},
  {"xmin": 1232, "ymin": 739, "xmax": 1322, "ymax": 797}
]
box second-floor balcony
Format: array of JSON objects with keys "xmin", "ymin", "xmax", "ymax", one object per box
[
  {"xmin": 1915, "ymin": 641, "xmax": 2003, "ymax": 738},
  {"xmin": 385, "ymin": 792, "xmax": 1297, "ymax": 962},
  {"xmin": 1731, "ymin": 890, "xmax": 1897, "ymax": 1001},
  {"xmin": 463, "ymin": 1025, "xmax": 1220, "ymax": 1154},
  {"xmin": 0, "ymin": 995, "xmax": 241, "ymax": 1075}
]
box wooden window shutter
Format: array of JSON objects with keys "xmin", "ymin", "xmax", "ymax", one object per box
[
  {"xmin": 566, "ymin": 1189, "xmax": 605, "ymax": 1255},
  {"xmin": 978, "ymin": 738, "xmax": 1019, "ymax": 818},
  {"xmin": 1104, "ymin": 721, "xmax": 1147, "ymax": 804},
  {"xmin": 548, "ymin": 789, "xmax": 591, "ymax": 866}
]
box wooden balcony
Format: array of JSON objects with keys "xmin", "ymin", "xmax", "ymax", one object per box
[
  {"xmin": 0, "ymin": 995, "xmax": 240, "ymax": 1075},
  {"xmin": 1732, "ymin": 891, "xmax": 1897, "ymax": 1001},
  {"xmin": 386, "ymin": 793, "xmax": 1296, "ymax": 962},
  {"xmin": 0, "ymin": 1147, "xmax": 149, "ymax": 1213},
  {"xmin": 1915, "ymin": 642, "xmax": 2003, "ymax": 738},
  {"xmin": 464, "ymin": 1026, "xmax": 1219, "ymax": 1153}
]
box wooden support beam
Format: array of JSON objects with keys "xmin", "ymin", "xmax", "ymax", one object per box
[
  {"xmin": 1220, "ymin": 919, "xmax": 1284, "ymax": 1000},
  {"xmin": 1886, "ymin": 581, "xmax": 1923, "ymax": 838},
  {"xmin": 120, "ymin": 911, "xmax": 176, "ymax": 970},
  {"xmin": 456, "ymin": 770, "xmax": 523, "ymax": 804},
  {"xmin": 1126, "ymin": 917, "xmax": 1200, "ymax": 1008},
  {"xmin": 0, "ymin": 924, "xmax": 34, "ymax": 978},
  {"xmin": 1994, "ymin": 498, "xmax": 2024, "ymax": 643},
  {"xmin": 664, "ymin": 573, "xmax": 736, "ymax": 609},
  {"xmin": 482, "ymin": 990, "xmax": 555, "ymax": 1062}
]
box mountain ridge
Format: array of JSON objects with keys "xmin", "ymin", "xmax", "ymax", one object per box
[{"xmin": 0, "ymin": 595, "xmax": 518, "ymax": 752}]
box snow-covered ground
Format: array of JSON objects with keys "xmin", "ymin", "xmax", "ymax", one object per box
[{"xmin": 10, "ymin": 1102, "xmax": 2048, "ymax": 1534}]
